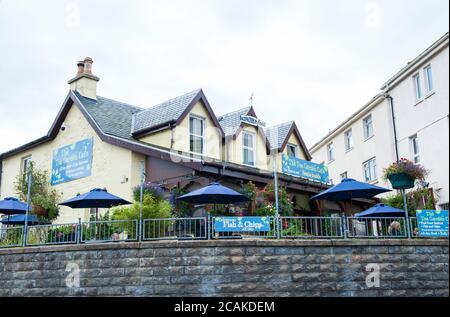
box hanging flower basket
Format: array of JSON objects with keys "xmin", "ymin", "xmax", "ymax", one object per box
[
  {"xmin": 382, "ymin": 158, "xmax": 429, "ymax": 190},
  {"xmin": 387, "ymin": 173, "xmax": 415, "ymax": 190}
]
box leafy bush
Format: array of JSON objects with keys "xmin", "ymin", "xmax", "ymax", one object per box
[
  {"xmin": 112, "ymin": 191, "xmax": 173, "ymax": 238},
  {"xmin": 258, "ymin": 183, "xmax": 293, "ymax": 216},
  {"xmin": 14, "ymin": 162, "xmax": 61, "ymax": 221},
  {"xmin": 169, "ymin": 187, "xmax": 194, "ymax": 217},
  {"xmin": 381, "ymin": 188, "xmax": 436, "ymax": 216},
  {"xmin": 382, "ymin": 158, "xmax": 429, "ymax": 182},
  {"xmin": 132, "ymin": 182, "xmax": 165, "ymax": 202}
]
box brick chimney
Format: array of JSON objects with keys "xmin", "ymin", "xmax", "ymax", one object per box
[{"xmin": 68, "ymin": 57, "xmax": 100, "ymax": 100}]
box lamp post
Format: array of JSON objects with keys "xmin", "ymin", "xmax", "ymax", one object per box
[
  {"xmin": 273, "ymin": 154, "xmax": 281, "ymax": 239},
  {"xmin": 23, "ymin": 166, "xmax": 33, "ymax": 247},
  {"xmin": 139, "ymin": 160, "xmax": 145, "ymax": 241}
]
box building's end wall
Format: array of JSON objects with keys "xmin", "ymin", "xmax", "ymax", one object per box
[{"xmin": 0, "ymin": 104, "xmax": 136, "ymax": 223}]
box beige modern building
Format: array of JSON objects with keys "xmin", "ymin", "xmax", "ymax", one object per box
[
  {"xmin": 0, "ymin": 57, "xmax": 333, "ymax": 223},
  {"xmin": 310, "ymin": 32, "xmax": 449, "ymax": 210}
]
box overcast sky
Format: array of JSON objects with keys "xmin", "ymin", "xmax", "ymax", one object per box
[{"xmin": 0, "ymin": 0, "xmax": 448, "ymax": 154}]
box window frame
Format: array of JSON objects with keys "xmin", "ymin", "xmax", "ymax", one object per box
[
  {"xmin": 327, "ymin": 142, "xmax": 335, "ymax": 162},
  {"xmin": 362, "ymin": 157, "xmax": 377, "ymax": 182},
  {"xmin": 413, "ymin": 72, "xmax": 423, "ymax": 101},
  {"xmin": 424, "ymin": 65, "xmax": 434, "ymax": 94},
  {"xmin": 21, "ymin": 156, "xmax": 32, "ymax": 183},
  {"xmin": 286, "ymin": 143, "xmax": 298, "ymax": 158},
  {"xmin": 189, "ymin": 115, "xmax": 205, "ymax": 155},
  {"xmin": 363, "ymin": 115, "xmax": 374, "ymax": 140},
  {"xmin": 242, "ymin": 131, "xmax": 257, "ymax": 167},
  {"xmin": 344, "ymin": 129, "xmax": 353, "ymax": 151},
  {"xmin": 410, "ymin": 134, "xmax": 420, "ymax": 164}
]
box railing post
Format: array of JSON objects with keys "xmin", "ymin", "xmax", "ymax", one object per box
[
  {"xmin": 207, "ymin": 214, "xmax": 211, "ymax": 240},
  {"xmin": 77, "ymin": 218, "xmax": 81, "ymax": 244},
  {"xmin": 342, "ymin": 215, "xmax": 348, "ymax": 239}
]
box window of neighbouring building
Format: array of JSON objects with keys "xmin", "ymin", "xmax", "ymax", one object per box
[
  {"xmin": 413, "ymin": 73, "xmax": 423, "ymax": 100},
  {"xmin": 287, "ymin": 143, "xmax": 298, "ymax": 158},
  {"xmin": 410, "ymin": 134, "xmax": 420, "ymax": 163},
  {"xmin": 344, "ymin": 129, "xmax": 353, "ymax": 151},
  {"xmin": 363, "ymin": 115, "xmax": 373, "ymax": 140},
  {"xmin": 189, "ymin": 116, "xmax": 204, "ymax": 155},
  {"xmin": 363, "ymin": 157, "xmax": 377, "ymax": 182},
  {"xmin": 242, "ymin": 131, "xmax": 256, "ymax": 166},
  {"xmin": 327, "ymin": 143, "xmax": 334, "ymax": 162},
  {"xmin": 424, "ymin": 65, "xmax": 434, "ymax": 93}
]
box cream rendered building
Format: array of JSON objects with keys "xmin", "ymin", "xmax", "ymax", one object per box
[
  {"xmin": 310, "ymin": 32, "xmax": 449, "ymax": 210},
  {"xmin": 1, "ymin": 57, "xmax": 330, "ymax": 223}
]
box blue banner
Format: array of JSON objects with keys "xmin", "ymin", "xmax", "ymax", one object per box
[
  {"xmin": 281, "ymin": 154, "xmax": 329, "ymax": 184},
  {"xmin": 416, "ymin": 210, "xmax": 449, "ymax": 238},
  {"xmin": 51, "ymin": 138, "xmax": 93, "ymax": 186},
  {"xmin": 214, "ymin": 217, "xmax": 271, "ymax": 232}
]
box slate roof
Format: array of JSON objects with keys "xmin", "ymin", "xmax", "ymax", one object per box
[
  {"xmin": 217, "ymin": 107, "xmax": 252, "ymax": 137},
  {"xmin": 265, "ymin": 121, "xmax": 294, "ymax": 150},
  {"xmin": 132, "ymin": 89, "xmax": 201, "ymax": 134},
  {"xmin": 75, "ymin": 91, "xmax": 143, "ymax": 140}
]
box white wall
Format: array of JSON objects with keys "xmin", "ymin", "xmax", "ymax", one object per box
[
  {"xmin": 390, "ymin": 45, "xmax": 449, "ymax": 208},
  {"xmin": 311, "ymin": 98, "xmax": 397, "ymax": 195},
  {"xmin": 311, "ymin": 39, "xmax": 449, "ymax": 209}
]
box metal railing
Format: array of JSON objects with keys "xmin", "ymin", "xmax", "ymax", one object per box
[
  {"xmin": 0, "ymin": 226, "xmax": 23, "ymax": 248},
  {"xmin": 280, "ymin": 216, "xmax": 344, "ymax": 239},
  {"xmin": 210, "ymin": 216, "xmax": 278, "ymax": 240},
  {"xmin": 80, "ymin": 219, "xmax": 138, "ymax": 243},
  {"xmin": 346, "ymin": 217, "xmax": 408, "ymax": 239},
  {"xmin": 0, "ymin": 216, "xmax": 447, "ymax": 249},
  {"xmin": 27, "ymin": 223, "xmax": 78, "ymax": 246},
  {"xmin": 143, "ymin": 217, "xmax": 207, "ymax": 241}
]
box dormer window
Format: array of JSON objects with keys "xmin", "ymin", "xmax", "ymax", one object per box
[
  {"xmin": 189, "ymin": 115, "xmax": 204, "ymax": 155},
  {"xmin": 243, "ymin": 131, "xmax": 256, "ymax": 166},
  {"xmin": 287, "ymin": 144, "xmax": 298, "ymax": 158}
]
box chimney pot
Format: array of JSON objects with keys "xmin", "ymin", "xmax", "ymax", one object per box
[
  {"xmin": 76, "ymin": 61, "xmax": 85, "ymax": 75},
  {"xmin": 83, "ymin": 57, "xmax": 93, "ymax": 74}
]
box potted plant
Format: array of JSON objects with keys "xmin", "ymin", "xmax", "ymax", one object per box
[{"xmin": 382, "ymin": 158, "xmax": 429, "ymax": 189}]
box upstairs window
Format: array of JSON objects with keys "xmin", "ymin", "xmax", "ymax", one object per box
[
  {"xmin": 410, "ymin": 135, "xmax": 420, "ymax": 164},
  {"xmin": 363, "ymin": 115, "xmax": 374, "ymax": 140},
  {"xmin": 344, "ymin": 129, "xmax": 353, "ymax": 151},
  {"xmin": 424, "ymin": 65, "xmax": 434, "ymax": 93},
  {"xmin": 243, "ymin": 131, "xmax": 256, "ymax": 166},
  {"xmin": 189, "ymin": 116, "xmax": 204, "ymax": 154},
  {"xmin": 327, "ymin": 143, "xmax": 335, "ymax": 162},
  {"xmin": 21, "ymin": 156, "xmax": 32, "ymax": 183},
  {"xmin": 287, "ymin": 144, "xmax": 298, "ymax": 158},
  {"xmin": 413, "ymin": 73, "xmax": 423, "ymax": 100},
  {"xmin": 363, "ymin": 157, "xmax": 377, "ymax": 182}
]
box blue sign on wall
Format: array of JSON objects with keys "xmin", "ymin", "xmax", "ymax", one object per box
[
  {"xmin": 51, "ymin": 138, "xmax": 93, "ymax": 186},
  {"xmin": 214, "ymin": 217, "xmax": 271, "ymax": 232},
  {"xmin": 281, "ymin": 154, "xmax": 329, "ymax": 184},
  {"xmin": 416, "ymin": 210, "xmax": 449, "ymax": 238}
]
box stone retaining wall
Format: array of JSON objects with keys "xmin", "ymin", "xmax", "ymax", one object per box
[{"xmin": 0, "ymin": 239, "xmax": 448, "ymax": 297}]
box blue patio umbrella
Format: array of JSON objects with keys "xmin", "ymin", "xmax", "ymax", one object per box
[
  {"xmin": 0, "ymin": 197, "xmax": 29, "ymax": 215},
  {"xmin": 311, "ymin": 178, "xmax": 391, "ymax": 201},
  {"xmin": 176, "ymin": 183, "xmax": 250, "ymax": 205},
  {"xmin": 355, "ymin": 203, "xmax": 406, "ymax": 218},
  {"xmin": 59, "ymin": 188, "xmax": 132, "ymax": 221},
  {"xmin": 1, "ymin": 214, "xmax": 50, "ymax": 226}
]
